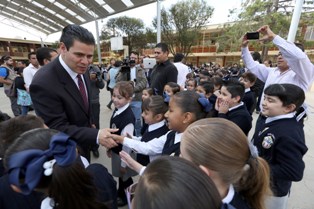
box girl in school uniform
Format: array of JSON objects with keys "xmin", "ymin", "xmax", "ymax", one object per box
[
  {"xmin": 140, "ymin": 87, "xmax": 154, "ymax": 135},
  {"xmin": 163, "ymin": 82, "xmax": 181, "ymax": 102},
  {"xmin": 251, "ymin": 84, "xmax": 307, "ymax": 209},
  {"xmin": 180, "ymin": 118, "xmax": 271, "ymax": 209},
  {"xmin": 136, "ymin": 95, "xmax": 169, "ymax": 166},
  {"xmin": 110, "ymin": 90, "xmax": 211, "ymax": 174},
  {"xmin": 141, "ymin": 88, "xmax": 153, "ymax": 101},
  {"xmin": 4, "ymin": 128, "xmax": 114, "ymax": 209},
  {"xmin": 185, "ymin": 78, "xmax": 197, "ymax": 91},
  {"xmin": 108, "ymin": 81, "xmax": 136, "ymax": 207},
  {"xmin": 132, "ymin": 157, "xmax": 222, "ymax": 209}
]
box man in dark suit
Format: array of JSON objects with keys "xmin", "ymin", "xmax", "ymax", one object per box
[{"xmin": 30, "ymin": 24, "xmax": 117, "ymax": 161}]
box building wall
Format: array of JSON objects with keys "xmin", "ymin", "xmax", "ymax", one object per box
[{"xmin": 0, "ymin": 38, "xmax": 52, "ymax": 62}]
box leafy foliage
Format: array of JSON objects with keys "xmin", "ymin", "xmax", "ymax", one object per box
[
  {"xmin": 153, "ymin": 0, "xmax": 213, "ymax": 57},
  {"xmin": 100, "ymin": 16, "xmax": 145, "ymax": 53}
]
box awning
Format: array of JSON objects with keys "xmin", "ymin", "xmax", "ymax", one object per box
[{"xmin": 0, "ymin": 0, "xmax": 157, "ymax": 35}]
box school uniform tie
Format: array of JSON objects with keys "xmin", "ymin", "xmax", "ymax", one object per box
[{"xmin": 77, "ymin": 74, "xmax": 89, "ymax": 111}]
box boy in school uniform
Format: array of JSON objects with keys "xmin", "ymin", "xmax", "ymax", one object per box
[
  {"xmin": 251, "ymin": 83, "xmax": 307, "ymax": 209},
  {"xmin": 239, "ymin": 72, "xmax": 257, "ymax": 115},
  {"xmin": 215, "ymin": 80, "xmax": 252, "ymax": 135}
]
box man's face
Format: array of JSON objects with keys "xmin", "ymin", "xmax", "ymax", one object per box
[
  {"xmin": 29, "ymin": 54, "xmax": 39, "ymax": 67},
  {"xmin": 276, "ymin": 53, "xmax": 289, "ymax": 72},
  {"xmin": 5, "ymin": 58, "xmax": 14, "ymax": 67},
  {"xmin": 17, "ymin": 61, "xmax": 25, "ymax": 68},
  {"xmin": 129, "ymin": 53, "xmax": 139, "ymax": 66},
  {"xmin": 154, "ymin": 47, "xmax": 168, "ymax": 63},
  {"xmin": 43, "ymin": 51, "xmax": 59, "ymax": 66},
  {"xmin": 60, "ymin": 40, "xmax": 94, "ymax": 74}
]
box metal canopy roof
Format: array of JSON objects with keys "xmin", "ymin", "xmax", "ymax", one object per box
[{"xmin": 0, "ymin": 0, "xmax": 157, "ymax": 35}]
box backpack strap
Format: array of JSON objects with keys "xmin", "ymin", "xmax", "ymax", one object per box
[{"xmin": 0, "ymin": 66, "xmax": 10, "ymax": 79}]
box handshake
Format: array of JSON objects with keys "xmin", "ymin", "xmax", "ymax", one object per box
[{"xmin": 98, "ymin": 128, "xmax": 129, "ymax": 148}]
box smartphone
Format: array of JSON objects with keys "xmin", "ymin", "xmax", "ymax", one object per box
[{"xmin": 246, "ymin": 32, "xmax": 259, "ymax": 40}]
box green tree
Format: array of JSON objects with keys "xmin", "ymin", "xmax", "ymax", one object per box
[
  {"xmin": 154, "ymin": 0, "xmax": 213, "ymax": 57},
  {"xmin": 100, "ymin": 16, "xmax": 145, "ymax": 53},
  {"xmin": 216, "ymin": 0, "xmax": 314, "ymax": 60}
]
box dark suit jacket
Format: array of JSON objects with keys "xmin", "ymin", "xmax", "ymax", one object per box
[{"xmin": 30, "ymin": 56, "xmax": 98, "ymax": 150}]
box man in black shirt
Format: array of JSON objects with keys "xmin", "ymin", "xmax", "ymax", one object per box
[{"xmin": 150, "ymin": 43, "xmax": 178, "ymax": 95}]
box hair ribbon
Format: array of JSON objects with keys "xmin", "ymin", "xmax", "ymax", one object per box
[{"xmin": 7, "ymin": 132, "xmax": 77, "ymax": 195}]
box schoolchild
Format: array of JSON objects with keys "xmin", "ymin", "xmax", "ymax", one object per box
[
  {"xmin": 186, "ymin": 78, "xmax": 197, "ymax": 91},
  {"xmin": 137, "ymin": 95, "xmax": 169, "ymax": 166},
  {"xmin": 141, "ymin": 88, "xmax": 153, "ymax": 101},
  {"xmin": 0, "ymin": 115, "xmax": 46, "ymax": 209},
  {"xmin": 215, "ymin": 80, "xmax": 252, "ymax": 135},
  {"xmin": 163, "ymin": 82, "xmax": 180, "ymax": 102},
  {"xmin": 140, "ymin": 87, "xmax": 154, "ymax": 134},
  {"xmin": 195, "ymin": 81, "xmax": 214, "ymax": 99},
  {"xmin": 132, "ymin": 157, "xmax": 222, "ymax": 209},
  {"xmin": 210, "ymin": 76, "xmax": 223, "ymax": 113},
  {"xmin": 181, "ymin": 118, "xmax": 271, "ymax": 209},
  {"xmin": 4, "ymin": 128, "xmax": 114, "ymax": 209},
  {"xmin": 0, "ymin": 116, "xmax": 117, "ymax": 209},
  {"xmin": 110, "ymin": 90, "xmax": 211, "ymax": 173},
  {"xmin": 195, "ymin": 81, "xmax": 216, "ymax": 116},
  {"xmin": 239, "ymin": 72, "xmax": 257, "ymax": 115},
  {"xmin": 251, "ymin": 83, "xmax": 307, "ymax": 209},
  {"xmin": 108, "ymin": 81, "xmax": 136, "ymax": 207},
  {"xmin": 211, "ymin": 76, "xmax": 223, "ymax": 93},
  {"xmin": 199, "ymin": 70, "xmax": 211, "ymax": 83}
]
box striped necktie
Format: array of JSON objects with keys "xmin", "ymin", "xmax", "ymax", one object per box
[{"xmin": 77, "ymin": 74, "xmax": 89, "ymax": 111}]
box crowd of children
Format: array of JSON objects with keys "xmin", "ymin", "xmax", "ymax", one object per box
[
  {"xmin": 0, "ymin": 48, "xmax": 310, "ymax": 209},
  {"xmin": 0, "ymin": 76, "xmax": 309, "ymax": 209},
  {"xmin": 102, "ymin": 67, "xmax": 307, "ymax": 209}
]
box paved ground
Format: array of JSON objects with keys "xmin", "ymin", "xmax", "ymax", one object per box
[{"xmin": 0, "ymin": 86, "xmax": 313, "ymax": 209}]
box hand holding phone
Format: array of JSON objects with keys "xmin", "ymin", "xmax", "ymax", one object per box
[{"xmin": 246, "ymin": 32, "xmax": 259, "ymax": 40}]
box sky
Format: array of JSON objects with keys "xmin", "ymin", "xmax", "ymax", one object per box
[{"xmin": 0, "ymin": 0, "xmax": 242, "ymax": 43}]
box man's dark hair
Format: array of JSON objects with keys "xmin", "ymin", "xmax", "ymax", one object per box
[
  {"xmin": 36, "ymin": 47, "xmax": 58, "ymax": 66},
  {"xmin": 155, "ymin": 42, "xmax": 169, "ymax": 53},
  {"xmin": 28, "ymin": 52, "xmax": 36, "ymax": 60},
  {"xmin": 174, "ymin": 53, "xmax": 184, "ymax": 62},
  {"xmin": 1, "ymin": 55, "xmax": 12, "ymax": 62},
  {"xmin": 251, "ymin": 51, "xmax": 262, "ymax": 63},
  {"xmin": 60, "ymin": 24, "xmax": 95, "ymax": 50}
]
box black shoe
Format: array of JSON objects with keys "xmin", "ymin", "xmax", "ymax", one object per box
[
  {"xmin": 107, "ymin": 104, "xmax": 112, "ymax": 110},
  {"xmin": 92, "ymin": 149, "xmax": 99, "ymax": 158},
  {"xmin": 117, "ymin": 197, "xmax": 127, "ymax": 207}
]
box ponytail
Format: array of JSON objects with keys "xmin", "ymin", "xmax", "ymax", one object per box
[{"xmin": 237, "ymin": 157, "xmax": 272, "ymax": 209}]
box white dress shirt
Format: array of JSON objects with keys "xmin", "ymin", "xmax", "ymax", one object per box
[
  {"xmin": 123, "ymin": 130, "xmax": 182, "ymax": 156},
  {"xmin": 23, "ymin": 63, "xmax": 39, "ymax": 89},
  {"xmin": 174, "ymin": 62, "xmax": 189, "ymax": 88}
]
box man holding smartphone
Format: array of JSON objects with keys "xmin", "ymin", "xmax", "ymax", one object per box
[{"xmin": 241, "ymin": 25, "xmax": 314, "ymax": 131}]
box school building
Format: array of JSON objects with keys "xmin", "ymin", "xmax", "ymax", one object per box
[
  {"xmin": 0, "ymin": 38, "xmax": 53, "ymax": 63},
  {"xmin": 1, "ymin": 23, "xmax": 314, "ymax": 67}
]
